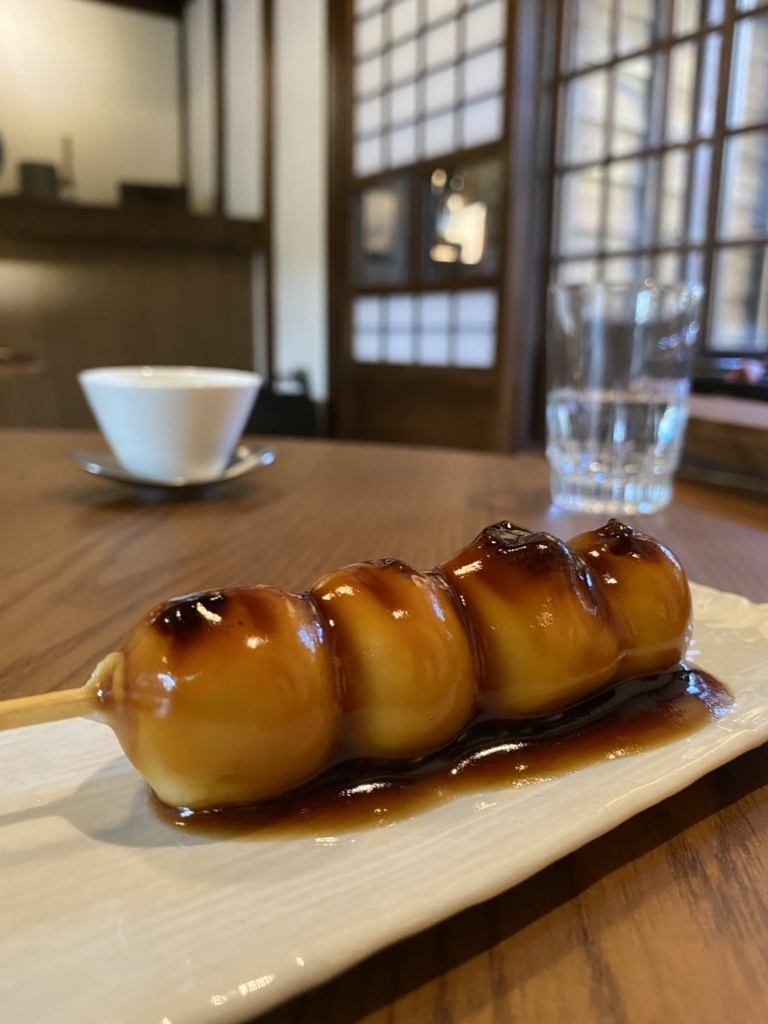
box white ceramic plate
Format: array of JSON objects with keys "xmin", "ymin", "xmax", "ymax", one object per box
[{"xmin": 1, "ymin": 583, "xmax": 767, "ymax": 1024}]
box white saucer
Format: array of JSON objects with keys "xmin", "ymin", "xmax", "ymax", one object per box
[{"xmin": 69, "ymin": 442, "xmax": 276, "ymax": 491}]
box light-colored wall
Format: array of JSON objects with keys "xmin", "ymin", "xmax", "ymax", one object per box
[
  {"xmin": 0, "ymin": 0, "xmax": 329, "ymax": 404},
  {"xmin": 0, "ymin": 0, "xmax": 182, "ymax": 206},
  {"xmin": 272, "ymin": 0, "xmax": 328, "ymax": 402}
]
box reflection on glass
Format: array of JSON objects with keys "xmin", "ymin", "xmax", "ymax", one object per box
[
  {"xmin": 712, "ymin": 245, "xmax": 768, "ymax": 352},
  {"xmin": 353, "ymin": 177, "xmax": 410, "ymax": 285},
  {"xmin": 424, "ymin": 158, "xmax": 501, "ymax": 279}
]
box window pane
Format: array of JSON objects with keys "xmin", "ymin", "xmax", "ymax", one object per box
[
  {"xmin": 352, "ymin": 178, "xmax": 411, "ymax": 284},
  {"xmin": 711, "ymin": 245, "xmax": 768, "ymax": 352},
  {"xmin": 460, "ymin": 94, "xmax": 504, "ymax": 147},
  {"xmin": 425, "ymin": 66, "xmax": 456, "ymax": 114},
  {"xmin": 667, "ymin": 40, "xmax": 697, "ymax": 142},
  {"xmin": 424, "ymin": 111, "xmax": 457, "ymax": 155},
  {"xmin": 616, "ymin": 0, "xmax": 655, "ymax": 55},
  {"xmin": 418, "ymin": 333, "xmax": 451, "ymax": 366},
  {"xmin": 568, "ymin": 0, "xmax": 613, "ymax": 69},
  {"xmin": 384, "ymin": 330, "xmax": 415, "ymax": 363},
  {"xmin": 652, "ymin": 252, "xmax": 683, "ymax": 283},
  {"xmin": 356, "ymin": 10, "xmax": 384, "ymax": 57},
  {"xmin": 720, "ymin": 130, "xmax": 768, "ymax": 238},
  {"xmin": 606, "ymin": 158, "xmax": 652, "ymax": 250},
  {"xmin": 353, "ymin": 331, "xmax": 382, "ymax": 363},
  {"xmin": 689, "ymin": 144, "xmax": 712, "ymax": 243},
  {"xmin": 673, "ymin": 0, "xmax": 701, "ymax": 36},
  {"xmin": 454, "ymin": 329, "xmax": 496, "ymax": 367},
  {"xmin": 356, "ymin": 94, "xmax": 383, "ymax": 135},
  {"xmin": 659, "ymin": 148, "xmax": 689, "ymax": 244},
  {"xmin": 707, "ymin": 0, "xmax": 725, "ymax": 23},
  {"xmin": 686, "ymin": 249, "xmax": 706, "ymax": 284},
  {"xmin": 456, "ymin": 288, "xmax": 497, "ymax": 328},
  {"xmin": 390, "ymin": 38, "xmax": 419, "ymax": 83},
  {"xmin": 464, "ymin": 46, "xmax": 505, "ymax": 100},
  {"xmin": 697, "ymin": 32, "xmax": 721, "ymax": 137},
  {"xmin": 421, "ymin": 291, "xmax": 451, "ymax": 327},
  {"xmin": 425, "ymin": 20, "xmax": 458, "ymax": 68},
  {"xmin": 386, "ymin": 293, "xmax": 415, "ymax": 328},
  {"xmin": 728, "ymin": 14, "xmax": 768, "ymax": 129},
  {"xmin": 391, "ymin": 0, "xmax": 418, "ymax": 40},
  {"xmin": 612, "ymin": 56, "xmax": 653, "ymax": 155},
  {"xmin": 354, "ymin": 295, "xmax": 381, "ymax": 331},
  {"xmin": 602, "ymin": 255, "xmax": 649, "ymax": 280},
  {"xmin": 557, "ymin": 166, "xmax": 604, "ymax": 255},
  {"xmin": 388, "ymin": 124, "xmax": 418, "ymax": 165},
  {"xmin": 390, "ymin": 81, "xmax": 418, "ymax": 123},
  {"xmin": 356, "ymin": 56, "xmax": 383, "ymax": 95},
  {"xmin": 554, "ymin": 258, "xmax": 601, "ymax": 283},
  {"xmin": 427, "ymin": 0, "xmax": 460, "ymax": 19},
  {"xmin": 465, "ymin": 0, "xmax": 506, "ymax": 52},
  {"xmin": 562, "ymin": 70, "xmax": 608, "ymax": 164},
  {"xmin": 354, "ymin": 136, "xmax": 383, "ymax": 175}
]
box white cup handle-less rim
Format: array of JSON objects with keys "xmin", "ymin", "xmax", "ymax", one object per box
[{"xmin": 78, "ymin": 365, "xmax": 263, "ymax": 484}]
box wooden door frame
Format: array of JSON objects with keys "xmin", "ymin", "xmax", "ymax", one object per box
[{"xmin": 326, "ymin": 0, "xmax": 556, "ymax": 450}]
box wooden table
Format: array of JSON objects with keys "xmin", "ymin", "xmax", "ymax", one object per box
[{"xmin": 1, "ymin": 428, "xmax": 767, "ymax": 1024}]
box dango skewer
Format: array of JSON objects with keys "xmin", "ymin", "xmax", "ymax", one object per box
[{"xmin": 0, "ymin": 520, "xmax": 692, "ymax": 812}]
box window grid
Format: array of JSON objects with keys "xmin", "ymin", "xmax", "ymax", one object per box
[
  {"xmin": 349, "ymin": 0, "xmax": 508, "ymax": 371},
  {"xmin": 550, "ymin": 0, "xmax": 768, "ymax": 354},
  {"xmin": 353, "ymin": 0, "xmax": 508, "ymax": 174},
  {"xmin": 352, "ymin": 289, "xmax": 498, "ymax": 367}
]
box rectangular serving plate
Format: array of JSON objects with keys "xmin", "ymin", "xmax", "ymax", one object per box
[{"xmin": 0, "ymin": 583, "xmax": 766, "ymax": 1024}]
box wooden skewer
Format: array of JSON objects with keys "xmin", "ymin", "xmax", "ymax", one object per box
[{"xmin": 0, "ymin": 653, "xmax": 118, "ymax": 732}]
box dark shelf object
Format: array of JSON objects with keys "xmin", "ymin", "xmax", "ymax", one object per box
[
  {"xmin": 89, "ymin": 0, "xmax": 185, "ymax": 18},
  {"xmin": 0, "ymin": 196, "xmax": 265, "ymax": 255}
]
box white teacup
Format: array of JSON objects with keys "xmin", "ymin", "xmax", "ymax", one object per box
[{"xmin": 78, "ymin": 365, "xmax": 263, "ymax": 483}]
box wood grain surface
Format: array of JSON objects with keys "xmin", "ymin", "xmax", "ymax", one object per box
[{"xmin": 1, "ymin": 428, "xmax": 767, "ymax": 1024}]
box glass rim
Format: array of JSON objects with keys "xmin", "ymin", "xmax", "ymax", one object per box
[{"xmin": 549, "ymin": 278, "xmax": 705, "ymax": 300}]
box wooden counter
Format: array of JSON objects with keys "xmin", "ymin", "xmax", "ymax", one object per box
[{"xmin": 0, "ymin": 430, "xmax": 766, "ymax": 1024}]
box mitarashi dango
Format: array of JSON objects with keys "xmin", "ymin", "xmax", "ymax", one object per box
[
  {"xmin": 49, "ymin": 520, "xmax": 693, "ymax": 811},
  {"xmin": 567, "ymin": 519, "xmax": 692, "ymax": 682}
]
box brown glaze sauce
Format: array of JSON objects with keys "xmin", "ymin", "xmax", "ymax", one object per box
[{"xmin": 153, "ymin": 666, "xmax": 731, "ymax": 839}]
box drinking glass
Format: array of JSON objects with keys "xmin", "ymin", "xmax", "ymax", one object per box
[{"xmin": 546, "ymin": 281, "xmax": 704, "ymax": 515}]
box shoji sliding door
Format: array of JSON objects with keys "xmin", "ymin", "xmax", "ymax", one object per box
[{"xmin": 328, "ymin": 0, "xmax": 544, "ymax": 450}]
